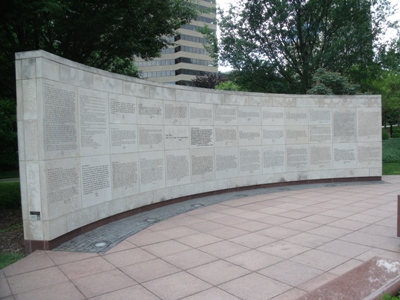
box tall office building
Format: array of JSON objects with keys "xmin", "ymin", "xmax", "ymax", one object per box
[{"xmin": 135, "ymin": 0, "xmax": 217, "ymax": 85}]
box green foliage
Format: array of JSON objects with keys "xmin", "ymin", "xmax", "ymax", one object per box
[
  {"xmin": 391, "ymin": 128, "xmax": 400, "ymax": 138},
  {"xmin": 382, "ymin": 138, "xmax": 400, "ymax": 163},
  {"xmin": 382, "ymin": 131, "xmax": 389, "ymax": 140},
  {"xmin": 0, "ymin": 0, "xmax": 198, "ymax": 98},
  {"xmin": 0, "ymin": 169, "xmax": 19, "ymax": 180},
  {"xmin": 383, "ymin": 163, "xmax": 400, "ymax": 175},
  {"xmin": 197, "ymin": 25, "xmax": 218, "ymax": 67},
  {"xmin": 0, "ymin": 253, "xmax": 25, "ymax": 270},
  {"xmin": 218, "ymin": 0, "xmax": 396, "ymax": 94},
  {"xmin": 215, "ymin": 81, "xmax": 242, "ymax": 91},
  {"xmin": 307, "ymin": 68, "xmax": 361, "ymax": 95},
  {"xmin": 228, "ymin": 63, "xmax": 292, "ymax": 93},
  {"xmin": 368, "ymin": 68, "xmax": 400, "ymax": 126},
  {"xmin": 0, "ymin": 181, "xmax": 21, "ymax": 209},
  {"xmin": 380, "ymin": 292, "xmax": 400, "ymax": 300},
  {"xmin": 0, "ymin": 99, "xmax": 18, "ymax": 168},
  {"xmin": 191, "ymin": 73, "xmax": 225, "ymax": 89}
]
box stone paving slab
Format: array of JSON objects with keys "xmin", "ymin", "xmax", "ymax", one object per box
[
  {"xmin": 3, "ymin": 176, "xmax": 400, "ymax": 300},
  {"xmin": 54, "ymin": 180, "xmax": 385, "ymax": 253}
]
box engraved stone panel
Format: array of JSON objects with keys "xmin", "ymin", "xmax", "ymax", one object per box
[
  {"xmin": 139, "ymin": 151, "xmax": 165, "ymax": 192},
  {"xmin": 309, "ymin": 126, "xmax": 332, "ymax": 143},
  {"xmin": 79, "ymin": 88, "xmax": 109, "ymax": 156},
  {"xmin": 285, "ymin": 108, "xmax": 309, "ymax": 126},
  {"xmin": 262, "ymin": 126, "xmax": 285, "ymax": 145},
  {"xmin": 285, "ymin": 126, "xmax": 309, "ymax": 144},
  {"xmin": 357, "ymin": 109, "xmax": 381, "ymax": 141},
  {"xmin": 189, "ymin": 103, "xmax": 213, "ymax": 126},
  {"xmin": 138, "ymin": 125, "xmax": 164, "ymax": 151},
  {"xmin": 164, "ymin": 101, "xmax": 188, "ymax": 126},
  {"xmin": 263, "ymin": 145, "xmax": 285, "ymax": 173},
  {"xmin": 166, "ymin": 149, "xmax": 191, "ymax": 187},
  {"xmin": 214, "ymin": 105, "xmax": 237, "ymax": 125},
  {"xmin": 137, "ymin": 98, "xmax": 163, "ymax": 124},
  {"xmin": 239, "ymin": 146, "xmax": 262, "ymax": 175},
  {"xmin": 238, "ymin": 106, "xmax": 261, "ymax": 125},
  {"xmin": 81, "ymin": 156, "xmax": 112, "ymax": 208},
  {"xmin": 215, "ymin": 126, "xmax": 238, "ymax": 147},
  {"xmin": 191, "ymin": 148, "xmax": 215, "ymax": 183},
  {"xmin": 309, "ymin": 109, "xmax": 331, "ymax": 125},
  {"xmin": 286, "ymin": 145, "xmax": 309, "ymax": 170},
  {"xmin": 111, "ymin": 153, "xmax": 139, "ymax": 198},
  {"xmin": 239, "ymin": 126, "xmax": 262, "ymax": 146},
  {"xmin": 262, "ymin": 108, "xmax": 285, "ymax": 126},
  {"xmin": 43, "ymin": 81, "xmax": 78, "ymax": 159},
  {"xmin": 46, "ymin": 158, "xmax": 80, "ymax": 220},
  {"xmin": 215, "ymin": 147, "xmax": 239, "ymax": 179},
  {"xmin": 110, "ymin": 124, "xmax": 137, "ymax": 153},
  {"xmin": 190, "ymin": 127, "xmax": 214, "ymax": 148},
  {"xmin": 310, "ymin": 145, "xmax": 332, "ymax": 170},
  {"xmin": 358, "ymin": 142, "xmax": 382, "ymax": 168},
  {"xmin": 333, "ymin": 110, "xmax": 356, "ymax": 142},
  {"xmin": 109, "ymin": 94, "xmax": 137, "ymax": 124},
  {"xmin": 16, "ymin": 52, "xmax": 383, "ymax": 245},
  {"xmin": 165, "ymin": 126, "xmax": 190, "ymax": 150},
  {"xmin": 333, "ymin": 143, "xmax": 357, "ymax": 169}
]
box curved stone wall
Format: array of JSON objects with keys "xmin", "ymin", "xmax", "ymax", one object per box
[{"xmin": 16, "ymin": 51, "xmax": 382, "ymax": 251}]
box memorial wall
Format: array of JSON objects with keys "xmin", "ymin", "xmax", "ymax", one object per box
[{"xmin": 16, "ymin": 51, "xmax": 382, "ymax": 250}]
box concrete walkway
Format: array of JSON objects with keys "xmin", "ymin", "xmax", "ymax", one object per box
[{"xmin": 2, "ymin": 176, "xmax": 400, "ymax": 300}]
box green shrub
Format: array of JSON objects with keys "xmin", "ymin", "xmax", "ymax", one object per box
[
  {"xmin": 391, "ymin": 128, "xmax": 400, "ymax": 138},
  {"xmin": 380, "ymin": 293, "xmax": 400, "ymax": 300},
  {"xmin": 382, "ymin": 139, "xmax": 400, "ymax": 163},
  {"xmin": 383, "ymin": 131, "xmax": 389, "ymax": 140},
  {"xmin": 0, "ymin": 181, "xmax": 21, "ymax": 209}
]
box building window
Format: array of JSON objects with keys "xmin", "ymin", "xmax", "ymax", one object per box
[
  {"xmin": 175, "ymin": 34, "xmax": 208, "ymax": 44},
  {"xmin": 175, "ymin": 57, "xmax": 213, "ymax": 66}
]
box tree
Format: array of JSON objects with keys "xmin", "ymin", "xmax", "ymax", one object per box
[
  {"xmin": 191, "ymin": 73, "xmax": 226, "ymax": 89},
  {"xmin": 307, "ymin": 68, "xmax": 361, "ymax": 95},
  {"xmin": 197, "ymin": 25, "xmax": 219, "ymax": 67},
  {"xmin": 371, "ymin": 71, "xmax": 400, "ymax": 129},
  {"xmin": 0, "ymin": 99, "xmax": 18, "ymax": 168},
  {"xmin": 218, "ymin": 0, "xmax": 397, "ymax": 94},
  {"xmin": 366, "ymin": 38, "xmax": 400, "ymax": 129},
  {"xmin": 0, "ymin": 0, "xmax": 198, "ymax": 98},
  {"xmin": 215, "ymin": 80, "xmax": 242, "ymax": 91},
  {"xmin": 0, "ymin": 0, "xmax": 198, "ymax": 168}
]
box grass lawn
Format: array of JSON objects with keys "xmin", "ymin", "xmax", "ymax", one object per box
[
  {"xmin": 0, "ymin": 253, "xmax": 25, "ymax": 270},
  {"xmin": 0, "ymin": 169, "xmax": 19, "ymax": 180},
  {"xmin": 0, "ymin": 181, "xmax": 21, "ymax": 209},
  {"xmin": 383, "ymin": 163, "xmax": 400, "ymax": 175}
]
